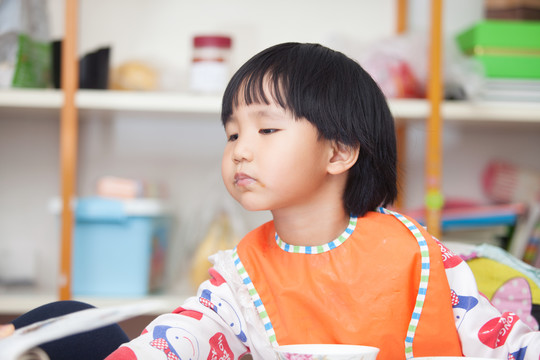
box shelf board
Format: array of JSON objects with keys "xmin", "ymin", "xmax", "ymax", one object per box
[
  {"xmin": 0, "ymin": 88, "xmax": 63, "ymax": 108},
  {"xmin": 0, "ymin": 89, "xmax": 222, "ymax": 114},
  {"xmin": 441, "ymin": 101, "xmax": 540, "ymax": 123},
  {"xmin": 391, "ymin": 99, "xmax": 540, "ymax": 123},
  {"xmin": 388, "ymin": 98, "xmax": 430, "ymax": 119},
  {"xmin": 77, "ymin": 90, "xmax": 222, "ymax": 113},
  {"xmin": 1, "ymin": 89, "xmax": 540, "ymax": 123}
]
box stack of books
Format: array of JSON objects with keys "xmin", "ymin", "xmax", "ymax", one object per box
[
  {"xmin": 406, "ymin": 201, "xmax": 540, "ymax": 268},
  {"xmin": 404, "ymin": 202, "xmax": 527, "ymax": 249},
  {"xmin": 476, "ymin": 78, "xmax": 540, "ymax": 102}
]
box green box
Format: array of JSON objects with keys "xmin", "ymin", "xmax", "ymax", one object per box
[{"xmin": 456, "ymin": 20, "xmax": 540, "ymax": 78}]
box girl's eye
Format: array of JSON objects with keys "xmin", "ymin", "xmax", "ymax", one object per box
[
  {"xmin": 227, "ymin": 134, "xmax": 238, "ymax": 142},
  {"xmin": 259, "ymin": 129, "xmax": 278, "ymax": 135}
]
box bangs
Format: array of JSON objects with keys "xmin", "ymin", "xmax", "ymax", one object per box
[
  {"xmin": 223, "ymin": 69, "xmax": 292, "ymax": 124},
  {"xmin": 239, "ymin": 71, "xmax": 289, "ymax": 108},
  {"xmin": 221, "ymin": 43, "xmax": 302, "ymax": 124}
]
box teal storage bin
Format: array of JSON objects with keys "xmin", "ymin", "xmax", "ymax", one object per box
[{"xmin": 73, "ymin": 197, "xmax": 171, "ymax": 297}]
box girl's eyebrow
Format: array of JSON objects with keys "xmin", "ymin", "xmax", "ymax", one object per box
[
  {"xmin": 224, "ymin": 115, "xmax": 237, "ymax": 125},
  {"xmin": 226, "ymin": 105, "xmax": 290, "ymax": 124},
  {"xmin": 250, "ymin": 108, "xmax": 288, "ymax": 120}
]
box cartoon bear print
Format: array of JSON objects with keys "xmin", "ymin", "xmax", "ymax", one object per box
[
  {"xmin": 199, "ymin": 289, "xmax": 247, "ymax": 342},
  {"xmin": 149, "ymin": 325, "xmax": 200, "ymax": 360}
]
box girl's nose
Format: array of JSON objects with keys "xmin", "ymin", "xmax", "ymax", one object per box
[{"xmin": 232, "ymin": 137, "xmax": 253, "ymax": 163}]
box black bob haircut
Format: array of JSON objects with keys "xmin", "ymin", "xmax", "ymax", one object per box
[{"xmin": 221, "ymin": 42, "xmax": 397, "ymax": 217}]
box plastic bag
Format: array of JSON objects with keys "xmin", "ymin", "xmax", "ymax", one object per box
[
  {"xmin": 0, "ymin": 0, "xmax": 51, "ymax": 88},
  {"xmin": 355, "ymin": 32, "xmax": 484, "ymax": 100},
  {"xmin": 358, "ymin": 33, "xmax": 426, "ymax": 99}
]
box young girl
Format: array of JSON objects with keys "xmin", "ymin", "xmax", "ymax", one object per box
[
  {"xmin": 102, "ymin": 42, "xmax": 540, "ymax": 360},
  {"xmin": 3, "ymin": 43, "xmax": 539, "ymax": 359}
]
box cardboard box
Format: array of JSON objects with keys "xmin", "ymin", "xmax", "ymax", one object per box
[{"xmin": 485, "ymin": 0, "xmax": 540, "ymax": 20}]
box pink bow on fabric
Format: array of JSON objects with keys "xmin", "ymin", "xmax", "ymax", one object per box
[{"xmin": 150, "ymin": 338, "xmax": 180, "ymax": 360}]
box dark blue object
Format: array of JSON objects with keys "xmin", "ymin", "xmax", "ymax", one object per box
[{"xmin": 11, "ymin": 301, "xmax": 128, "ymax": 360}]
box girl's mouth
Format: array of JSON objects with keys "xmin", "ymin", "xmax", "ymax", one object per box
[{"xmin": 234, "ymin": 173, "xmax": 257, "ymax": 187}]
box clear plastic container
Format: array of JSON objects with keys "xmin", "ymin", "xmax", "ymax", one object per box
[{"xmin": 190, "ymin": 35, "xmax": 232, "ymax": 94}]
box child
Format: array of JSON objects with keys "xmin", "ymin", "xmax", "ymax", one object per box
[
  {"xmin": 103, "ymin": 42, "xmax": 540, "ymax": 359},
  {"xmin": 3, "ymin": 42, "xmax": 539, "ymax": 359}
]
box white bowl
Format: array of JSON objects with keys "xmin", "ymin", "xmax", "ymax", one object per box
[{"xmin": 275, "ymin": 344, "xmax": 380, "ymax": 360}]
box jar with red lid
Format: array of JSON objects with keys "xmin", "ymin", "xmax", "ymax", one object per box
[{"xmin": 190, "ymin": 35, "xmax": 232, "ymax": 94}]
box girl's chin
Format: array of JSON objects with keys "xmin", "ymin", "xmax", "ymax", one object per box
[
  {"xmin": 239, "ymin": 203, "xmax": 268, "ymax": 212},
  {"xmin": 227, "ymin": 188, "xmax": 272, "ymax": 212},
  {"xmin": 235, "ymin": 197, "xmax": 269, "ymax": 212}
]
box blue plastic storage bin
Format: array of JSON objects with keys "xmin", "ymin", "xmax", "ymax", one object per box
[{"xmin": 72, "ymin": 197, "xmax": 171, "ymax": 297}]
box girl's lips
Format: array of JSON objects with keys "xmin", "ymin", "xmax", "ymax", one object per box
[{"xmin": 234, "ymin": 173, "xmax": 256, "ymax": 187}]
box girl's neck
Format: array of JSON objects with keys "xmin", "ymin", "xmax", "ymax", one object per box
[{"xmin": 271, "ymin": 205, "xmax": 350, "ymax": 247}]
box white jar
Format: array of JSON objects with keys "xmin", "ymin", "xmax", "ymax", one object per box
[{"xmin": 190, "ymin": 35, "xmax": 232, "ymax": 94}]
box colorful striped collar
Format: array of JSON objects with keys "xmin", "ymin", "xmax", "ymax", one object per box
[{"xmin": 274, "ymin": 215, "xmax": 358, "ymax": 254}]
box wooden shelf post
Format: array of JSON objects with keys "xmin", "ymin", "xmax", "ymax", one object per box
[
  {"xmin": 394, "ymin": 0, "xmax": 408, "ymax": 211},
  {"xmin": 58, "ymin": 0, "xmax": 79, "ymax": 300},
  {"xmin": 425, "ymin": 0, "xmax": 444, "ymax": 238}
]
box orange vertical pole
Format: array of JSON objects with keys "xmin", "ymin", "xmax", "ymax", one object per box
[
  {"xmin": 425, "ymin": 0, "xmax": 444, "ymax": 238},
  {"xmin": 397, "ymin": 0, "xmax": 408, "ymax": 33},
  {"xmin": 395, "ymin": 0, "xmax": 408, "ymax": 211},
  {"xmin": 59, "ymin": 0, "xmax": 79, "ymax": 300}
]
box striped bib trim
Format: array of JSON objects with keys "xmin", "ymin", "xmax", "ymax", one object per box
[
  {"xmin": 275, "ymin": 215, "xmax": 358, "ymax": 254},
  {"xmin": 377, "ymin": 207, "xmax": 430, "ymax": 359},
  {"xmin": 232, "ymin": 247, "xmax": 278, "ymax": 346}
]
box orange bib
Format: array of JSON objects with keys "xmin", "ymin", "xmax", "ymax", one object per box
[{"xmin": 234, "ymin": 211, "xmax": 463, "ymax": 360}]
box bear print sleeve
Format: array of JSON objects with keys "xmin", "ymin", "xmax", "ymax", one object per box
[
  {"xmin": 438, "ymin": 240, "xmax": 540, "ymax": 359},
  {"xmin": 105, "ymin": 268, "xmax": 251, "ymax": 360}
]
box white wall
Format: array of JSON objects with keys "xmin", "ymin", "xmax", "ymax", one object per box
[
  {"xmin": 0, "ymin": 110, "xmax": 59, "ymax": 288},
  {"xmin": 48, "ymin": 0, "xmax": 396, "ymax": 91},
  {"xmin": 1, "ymin": 0, "xmax": 539, "ymax": 292}
]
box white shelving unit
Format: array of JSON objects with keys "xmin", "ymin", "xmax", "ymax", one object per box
[
  {"xmin": 2, "ymin": 0, "xmax": 540, "ymax": 318},
  {"xmin": 2, "ymin": 89, "xmax": 540, "ymax": 122},
  {"xmin": 2, "ymin": 89, "xmax": 538, "ymax": 314}
]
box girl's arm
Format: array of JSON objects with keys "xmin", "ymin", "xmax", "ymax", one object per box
[{"xmin": 105, "ymin": 268, "xmax": 251, "ymax": 360}]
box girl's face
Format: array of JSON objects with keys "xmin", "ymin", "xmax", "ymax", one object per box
[{"xmin": 221, "ymin": 99, "xmax": 334, "ymax": 213}]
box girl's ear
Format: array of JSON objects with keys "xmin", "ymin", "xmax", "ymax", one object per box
[{"xmin": 327, "ymin": 141, "xmax": 359, "ymax": 175}]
